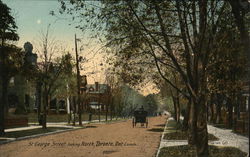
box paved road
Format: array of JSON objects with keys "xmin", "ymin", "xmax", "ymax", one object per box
[{"xmin": 0, "ymin": 116, "xmax": 167, "ymax": 157}]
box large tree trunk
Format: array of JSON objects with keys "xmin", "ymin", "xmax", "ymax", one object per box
[
  {"xmin": 78, "ymin": 96, "xmax": 82, "ymax": 125},
  {"xmin": 172, "ymin": 96, "xmax": 177, "ymax": 121},
  {"xmin": 110, "ymin": 97, "xmax": 113, "ymax": 121},
  {"xmin": 42, "ymin": 87, "xmax": 48, "ymax": 129},
  {"xmin": 36, "ymin": 82, "xmax": 42, "ymax": 125},
  {"xmin": 188, "ymin": 100, "xmax": 197, "ymax": 146},
  {"xmin": 0, "ymin": 76, "xmax": 8, "ymax": 135},
  {"xmin": 73, "ymin": 96, "xmax": 76, "ymax": 126},
  {"xmin": 215, "ymin": 93, "xmax": 222, "ymax": 124},
  {"xmin": 105, "ymin": 104, "xmax": 108, "ymax": 122},
  {"xmin": 176, "ymin": 93, "xmax": 181, "ymax": 123},
  {"xmin": 196, "ymin": 99, "xmax": 209, "ymax": 157},
  {"xmin": 170, "ymin": 88, "xmax": 180, "ymax": 122},
  {"xmin": 209, "ymin": 102, "xmax": 214, "ymax": 123},
  {"xmin": 182, "ymin": 97, "xmax": 191, "ymax": 131},
  {"xmin": 227, "ymin": 97, "xmax": 233, "ymax": 128},
  {"xmin": 208, "ymin": 94, "xmax": 216, "ymax": 123},
  {"xmin": 189, "ymin": 96, "xmax": 209, "ymax": 156}
]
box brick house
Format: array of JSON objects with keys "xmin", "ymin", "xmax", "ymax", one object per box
[{"xmin": 84, "ymin": 82, "xmax": 111, "ymax": 112}]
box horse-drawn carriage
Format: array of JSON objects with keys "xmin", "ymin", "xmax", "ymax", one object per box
[{"xmin": 132, "ymin": 107, "xmax": 148, "ymax": 128}]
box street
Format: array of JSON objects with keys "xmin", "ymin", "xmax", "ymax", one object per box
[{"xmin": 0, "ymin": 116, "xmax": 167, "ymax": 157}]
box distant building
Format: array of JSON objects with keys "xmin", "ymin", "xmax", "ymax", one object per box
[{"xmin": 85, "ymin": 82, "xmax": 110, "ymax": 112}]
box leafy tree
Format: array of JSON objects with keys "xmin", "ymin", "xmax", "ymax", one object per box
[
  {"xmin": 51, "ymin": 53, "xmax": 76, "ymax": 123},
  {"xmin": 228, "ymin": 0, "xmax": 250, "ymax": 125},
  {"xmin": 0, "ymin": 0, "xmax": 20, "ymax": 135},
  {"xmin": 57, "ymin": 1, "xmax": 245, "ymax": 156},
  {"xmin": 144, "ymin": 94, "xmax": 158, "ymax": 116},
  {"xmin": 207, "ymin": 8, "xmax": 247, "ymax": 127}
]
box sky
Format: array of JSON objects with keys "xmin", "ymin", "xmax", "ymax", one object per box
[
  {"xmin": 2, "ymin": 0, "xmax": 80, "ymax": 48},
  {"xmin": 2, "ymin": 0, "xmax": 158, "ymax": 95},
  {"xmin": 2, "ymin": 0, "xmax": 108, "ymax": 84}
]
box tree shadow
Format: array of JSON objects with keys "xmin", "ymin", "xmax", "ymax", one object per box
[
  {"xmin": 155, "ymin": 124, "xmax": 166, "ymax": 127},
  {"xmin": 147, "ymin": 128, "xmax": 164, "ymax": 132},
  {"xmin": 103, "ymin": 150, "xmax": 118, "ymax": 154},
  {"xmin": 85, "ymin": 125, "xmax": 97, "ymax": 128}
]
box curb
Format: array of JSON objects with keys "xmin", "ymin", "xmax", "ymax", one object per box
[
  {"xmin": 0, "ymin": 118, "xmax": 128, "ymax": 146},
  {"xmin": 0, "ymin": 126, "xmax": 84, "ymax": 145}
]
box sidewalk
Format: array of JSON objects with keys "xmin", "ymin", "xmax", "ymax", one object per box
[
  {"xmin": 156, "ymin": 117, "xmax": 249, "ymax": 157},
  {"xmin": 5, "ymin": 118, "xmax": 114, "ymax": 132},
  {"xmin": 208, "ymin": 124, "xmax": 249, "ymax": 153},
  {"xmin": 0, "ymin": 119, "xmax": 115, "ymax": 144}
]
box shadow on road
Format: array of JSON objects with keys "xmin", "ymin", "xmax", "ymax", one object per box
[
  {"xmin": 154, "ymin": 124, "xmax": 166, "ymax": 127},
  {"xmin": 85, "ymin": 125, "xmax": 97, "ymax": 128},
  {"xmin": 103, "ymin": 150, "xmax": 119, "ymax": 154},
  {"xmin": 147, "ymin": 128, "xmax": 164, "ymax": 132}
]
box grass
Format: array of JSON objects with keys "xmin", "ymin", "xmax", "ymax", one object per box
[
  {"xmin": 164, "ymin": 120, "xmax": 219, "ymax": 141},
  {"xmin": 1, "ymin": 127, "xmax": 70, "ymax": 138},
  {"xmin": 164, "ymin": 131, "xmax": 219, "ymax": 141},
  {"xmin": 0, "ymin": 139, "xmax": 8, "ymax": 142},
  {"xmin": 158, "ymin": 145, "xmax": 247, "ymax": 157}
]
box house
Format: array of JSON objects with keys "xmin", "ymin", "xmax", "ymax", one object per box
[{"xmin": 84, "ymin": 82, "xmax": 111, "ymax": 112}]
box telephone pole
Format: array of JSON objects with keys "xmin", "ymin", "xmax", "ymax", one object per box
[{"xmin": 75, "ymin": 34, "xmax": 82, "ymax": 126}]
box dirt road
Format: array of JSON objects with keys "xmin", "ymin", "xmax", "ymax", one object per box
[{"xmin": 0, "ymin": 116, "xmax": 167, "ymax": 157}]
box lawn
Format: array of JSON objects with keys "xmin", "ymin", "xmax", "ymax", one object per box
[
  {"xmin": 164, "ymin": 130, "xmax": 219, "ymax": 141},
  {"xmin": 164, "ymin": 120, "xmax": 219, "ymax": 141},
  {"xmin": 158, "ymin": 145, "xmax": 247, "ymax": 157}
]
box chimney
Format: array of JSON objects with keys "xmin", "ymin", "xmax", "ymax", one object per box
[{"xmin": 95, "ymin": 82, "xmax": 99, "ymax": 92}]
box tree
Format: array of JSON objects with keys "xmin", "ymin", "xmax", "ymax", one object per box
[
  {"xmin": 0, "ymin": 0, "xmax": 20, "ymax": 135},
  {"xmin": 104, "ymin": 72, "xmax": 117, "ymax": 120},
  {"xmin": 57, "ymin": 1, "xmax": 238, "ymax": 156},
  {"xmin": 206, "ymin": 4, "xmax": 247, "ymax": 128},
  {"xmin": 36, "ymin": 25, "xmax": 69, "ymax": 129},
  {"xmin": 144, "ymin": 94, "xmax": 158, "ymax": 116},
  {"xmin": 228, "ymin": 0, "xmax": 250, "ymax": 131},
  {"xmin": 51, "ymin": 53, "xmax": 75, "ymax": 124}
]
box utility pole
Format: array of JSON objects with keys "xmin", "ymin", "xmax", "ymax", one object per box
[
  {"xmin": 75, "ymin": 34, "xmax": 82, "ymax": 126},
  {"xmin": 98, "ymin": 93, "xmax": 101, "ymax": 122}
]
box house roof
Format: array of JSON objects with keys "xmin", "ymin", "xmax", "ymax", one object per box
[{"xmin": 86, "ymin": 84, "xmax": 109, "ymax": 94}]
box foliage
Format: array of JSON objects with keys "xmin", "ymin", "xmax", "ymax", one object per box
[
  {"xmin": 0, "ymin": 45, "xmax": 24, "ymax": 79},
  {"xmin": 0, "ymin": 0, "xmax": 20, "ymax": 134},
  {"xmin": 207, "ymin": 11, "xmax": 247, "ymax": 95},
  {"xmin": 0, "ymin": 0, "xmax": 19, "ymax": 42},
  {"xmin": 0, "ymin": 0, "xmax": 21, "ymax": 79},
  {"xmin": 56, "ymin": 1, "xmax": 248, "ymax": 156},
  {"xmin": 50, "ymin": 53, "xmax": 76, "ymax": 99},
  {"xmin": 144, "ymin": 94, "xmax": 158, "ymax": 115}
]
